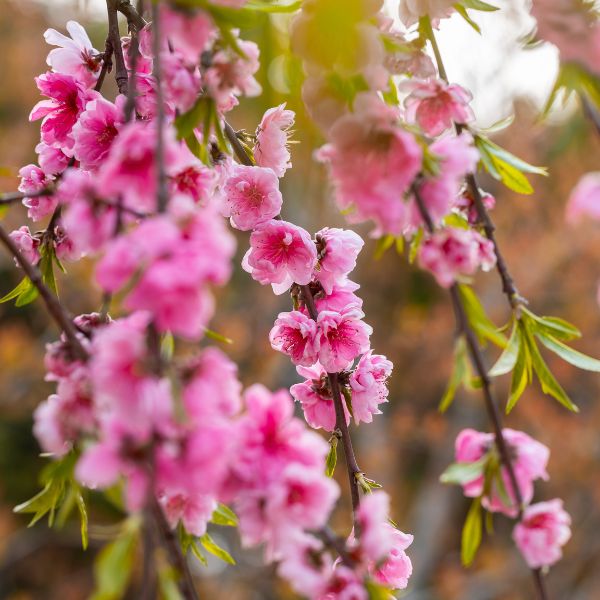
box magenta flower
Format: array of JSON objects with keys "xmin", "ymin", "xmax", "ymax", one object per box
[
  {"xmin": 72, "ymin": 95, "xmax": 125, "ymax": 170},
  {"xmin": 30, "ymin": 72, "xmax": 95, "ymax": 154},
  {"xmin": 313, "ymin": 280, "xmax": 363, "ymax": 314},
  {"xmin": 254, "ymin": 104, "xmax": 295, "ymax": 177},
  {"xmin": 35, "ymin": 142, "xmax": 70, "ymax": 175},
  {"xmin": 270, "ymin": 311, "xmax": 320, "ymax": 367},
  {"xmin": 317, "ymin": 307, "xmax": 372, "ymax": 373},
  {"xmin": 402, "ymin": 78, "xmax": 474, "ymax": 137},
  {"xmin": 223, "ymin": 165, "xmax": 283, "ymax": 230},
  {"xmin": 349, "ymin": 351, "xmax": 393, "ymax": 425},
  {"xmin": 513, "ymin": 499, "xmax": 571, "ymax": 569},
  {"xmin": 44, "ymin": 20, "xmax": 101, "ymax": 88},
  {"xmin": 314, "ymin": 227, "xmax": 364, "ymax": 294},
  {"xmin": 454, "ymin": 428, "xmax": 550, "ymax": 516},
  {"xmin": 418, "ymin": 227, "xmax": 496, "ymax": 288},
  {"xmin": 243, "ymin": 220, "xmax": 317, "ymax": 294},
  {"xmin": 161, "ymin": 50, "xmax": 202, "ymax": 113}
]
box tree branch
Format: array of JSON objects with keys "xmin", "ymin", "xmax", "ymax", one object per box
[{"xmin": 107, "ymin": 0, "xmax": 129, "ymax": 95}]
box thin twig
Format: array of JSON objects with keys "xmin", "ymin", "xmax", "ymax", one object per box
[
  {"xmin": 411, "ymin": 182, "xmax": 547, "ymax": 600},
  {"xmin": 0, "ymin": 223, "xmax": 87, "ymax": 360},
  {"xmin": 117, "ymin": 0, "xmax": 147, "ymax": 32},
  {"xmin": 224, "ymin": 122, "xmax": 254, "ymax": 167},
  {"xmin": 107, "ymin": 0, "xmax": 129, "ymax": 95},
  {"xmin": 94, "ymin": 38, "xmax": 113, "ymax": 92},
  {"xmin": 0, "ymin": 188, "xmax": 54, "ymax": 205}
]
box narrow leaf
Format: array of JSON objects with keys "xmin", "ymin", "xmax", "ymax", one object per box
[
  {"xmin": 461, "ymin": 498, "xmax": 482, "ymax": 566},
  {"xmin": 489, "ymin": 322, "xmax": 521, "ymax": 377},
  {"xmin": 440, "ymin": 456, "xmax": 488, "ymax": 485},
  {"xmin": 211, "ymin": 503, "xmax": 238, "ymax": 527},
  {"xmin": 200, "ymin": 533, "xmax": 236, "ymax": 564},
  {"xmin": 536, "ymin": 332, "xmax": 600, "ymax": 372}
]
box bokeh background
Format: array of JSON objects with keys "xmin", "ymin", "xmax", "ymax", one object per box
[{"xmin": 1, "ymin": 1, "xmax": 600, "ymax": 598}]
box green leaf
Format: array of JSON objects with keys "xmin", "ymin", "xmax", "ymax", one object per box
[
  {"xmin": 480, "ymin": 114, "xmax": 515, "ymax": 134},
  {"xmin": 161, "ymin": 332, "xmax": 175, "ymax": 361},
  {"xmin": 409, "ymin": 228, "xmax": 423, "ymax": 264},
  {"xmin": 521, "ymin": 308, "xmax": 581, "ymax": 341},
  {"xmin": 199, "ymin": 533, "xmax": 235, "ymax": 564},
  {"xmin": 246, "ymin": 0, "xmax": 301, "ymax": 12},
  {"xmin": 91, "ymin": 520, "xmax": 139, "ymax": 600},
  {"xmin": 460, "ymin": 0, "xmax": 499, "ymax": 10},
  {"xmin": 204, "ymin": 328, "xmax": 233, "ymax": 344},
  {"xmin": 382, "ymin": 77, "xmax": 399, "ymax": 106},
  {"xmin": 373, "ymin": 235, "xmax": 395, "ymax": 260},
  {"xmin": 14, "ymin": 479, "xmax": 64, "ymax": 527},
  {"xmin": 461, "ymin": 498, "xmax": 482, "ymax": 567},
  {"xmin": 39, "ymin": 246, "xmax": 58, "ymax": 297},
  {"xmin": 454, "ymin": 4, "xmax": 481, "ymax": 34},
  {"xmin": 458, "ymin": 285, "xmax": 507, "ymax": 348},
  {"xmin": 440, "ymin": 456, "xmax": 488, "ymax": 485},
  {"xmin": 75, "ymin": 491, "xmax": 89, "ymax": 550},
  {"xmin": 439, "ymin": 336, "xmax": 469, "ymax": 413},
  {"xmin": 536, "ymin": 332, "xmax": 600, "ymax": 372},
  {"xmin": 158, "ymin": 565, "xmax": 184, "ymax": 600},
  {"xmin": 489, "ymin": 321, "xmax": 521, "ymax": 377},
  {"xmin": 365, "ymin": 580, "xmax": 395, "ymax": 600},
  {"xmin": 0, "ymin": 276, "xmax": 38, "ymax": 306},
  {"xmin": 523, "ymin": 322, "xmax": 579, "ymax": 412},
  {"xmin": 506, "ymin": 334, "xmax": 529, "ymax": 413},
  {"xmin": 325, "ymin": 436, "xmax": 338, "ymax": 477},
  {"xmin": 211, "ymin": 503, "xmax": 238, "ymax": 527},
  {"xmin": 175, "ymin": 97, "xmax": 210, "ymax": 140}
]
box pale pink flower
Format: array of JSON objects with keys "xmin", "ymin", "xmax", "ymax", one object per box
[
  {"xmin": 455, "ymin": 428, "xmax": 550, "ymax": 516},
  {"xmin": 513, "ymin": 499, "xmax": 571, "ymax": 569},
  {"xmin": 373, "ymin": 526, "xmax": 414, "ymax": 590},
  {"xmin": 18, "ymin": 164, "xmax": 57, "ymax": 221},
  {"xmin": 402, "ymin": 78, "xmax": 474, "ymax": 137},
  {"xmin": 170, "ymin": 160, "xmax": 217, "ymax": 206},
  {"xmin": 317, "ymin": 93, "xmax": 422, "ymax": 235},
  {"xmin": 161, "ymin": 50, "xmax": 202, "ymax": 113},
  {"xmin": 313, "ymin": 280, "xmax": 363, "ymax": 314},
  {"xmin": 72, "ymin": 96, "xmax": 125, "ymax": 170},
  {"xmin": 30, "ymin": 72, "xmax": 95, "ymax": 154},
  {"xmin": 205, "ymin": 40, "xmax": 262, "ymax": 113},
  {"xmin": 53, "ymin": 225, "xmax": 82, "ymax": 262},
  {"xmin": 317, "ymin": 308, "xmax": 372, "ymax": 373},
  {"xmin": 35, "ymin": 142, "xmax": 70, "ymax": 175},
  {"xmin": 566, "ymin": 172, "xmax": 600, "ymax": 224},
  {"xmin": 44, "ymin": 20, "xmax": 101, "ymax": 88},
  {"xmin": 9, "ymin": 226, "xmax": 41, "ymax": 265},
  {"xmin": 356, "ymin": 491, "xmax": 396, "ymax": 563},
  {"xmin": 254, "ymin": 104, "xmax": 295, "ymax": 177},
  {"xmin": 321, "ymin": 566, "xmax": 368, "ymax": 600},
  {"xmin": 418, "ymin": 227, "xmax": 496, "ymax": 288},
  {"xmin": 407, "ymin": 133, "xmax": 479, "ymax": 227},
  {"xmin": 290, "ymin": 363, "xmax": 350, "ymax": 431},
  {"xmin": 122, "ymin": 29, "xmax": 153, "ymax": 74},
  {"xmin": 243, "ymin": 220, "xmax": 317, "ymax": 294},
  {"xmin": 58, "ymin": 169, "xmax": 118, "ymax": 255},
  {"xmin": 182, "ymin": 347, "xmax": 242, "ymax": 423},
  {"xmin": 223, "ymin": 165, "xmax": 283, "ymax": 230},
  {"xmin": 159, "ymin": 492, "xmax": 216, "ymax": 537},
  {"xmin": 398, "ymin": 0, "xmax": 456, "ymax": 28},
  {"xmin": 314, "ymin": 227, "xmax": 364, "ymax": 294},
  {"xmin": 270, "ymin": 311, "xmax": 320, "ymax": 367},
  {"xmin": 160, "ymin": 4, "xmax": 216, "ymax": 64},
  {"xmin": 134, "ymin": 73, "xmax": 159, "ymax": 120},
  {"xmin": 349, "ymin": 351, "xmax": 392, "ymax": 425}
]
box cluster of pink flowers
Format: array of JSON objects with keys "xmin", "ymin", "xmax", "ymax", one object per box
[{"xmin": 452, "ymin": 428, "xmax": 571, "ymax": 568}]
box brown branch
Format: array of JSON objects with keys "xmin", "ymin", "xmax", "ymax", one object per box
[
  {"xmin": 224, "ymin": 122, "xmax": 254, "ymax": 167},
  {"xmin": 117, "ymin": 0, "xmax": 147, "ymax": 32},
  {"xmin": 0, "ymin": 188, "xmax": 54, "ymax": 205},
  {"xmin": 94, "ymin": 38, "xmax": 113, "ymax": 92},
  {"xmin": 107, "ymin": 0, "xmax": 129, "ymax": 95},
  {"xmin": 0, "ymin": 223, "xmax": 88, "ymax": 360},
  {"xmin": 411, "ymin": 182, "xmax": 547, "ymax": 600}
]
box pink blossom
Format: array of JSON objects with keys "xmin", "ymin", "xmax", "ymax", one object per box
[
  {"xmin": 373, "ymin": 526, "xmax": 414, "ymax": 590},
  {"xmin": 182, "ymin": 347, "xmax": 242, "ymax": 423},
  {"xmin": 317, "ymin": 308, "xmax": 372, "ymax": 373},
  {"xmin": 18, "ymin": 164, "xmax": 57, "ymax": 221},
  {"xmin": 270, "ymin": 311, "xmax": 320, "ymax": 367},
  {"xmin": 313, "ymin": 280, "xmax": 363, "ymax": 314},
  {"xmin": 35, "ymin": 142, "xmax": 70, "ymax": 175},
  {"xmin": 72, "ymin": 96, "xmax": 125, "ymax": 170},
  {"xmin": 314, "ymin": 227, "xmax": 364, "ymax": 294},
  {"xmin": 161, "ymin": 50, "xmax": 202, "ymax": 113},
  {"xmin": 513, "ymin": 499, "xmax": 571, "ymax": 569},
  {"xmin": 455, "ymin": 428, "xmax": 550, "ymax": 516},
  {"xmin": 317, "ymin": 93, "xmax": 422, "ymax": 235},
  {"xmin": 122, "ymin": 29, "xmax": 154, "ymax": 74},
  {"xmin": 418, "ymin": 227, "xmax": 496, "ymax": 288},
  {"xmin": 290, "ymin": 363, "xmax": 349, "ymax": 432},
  {"xmin": 356, "ymin": 491, "xmax": 396, "ymax": 563},
  {"xmin": 320, "ymin": 566, "xmax": 368, "ymax": 600},
  {"xmin": 398, "ymin": 0, "xmax": 456, "ymax": 28},
  {"xmin": 44, "ymin": 20, "xmax": 101, "ymax": 88},
  {"xmin": 205, "ymin": 40, "xmax": 262, "ymax": 113},
  {"xmin": 223, "ymin": 165, "xmax": 283, "ymax": 230},
  {"xmin": 349, "ymin": 351, "xmax": 392, "ymax": 425},
  {"xmin": 30, "ymin": 72, "xmax": 95, "ymax": 153},
  {"xmin": 160, "ymin": 4, "xmax": 216, "ymax": 65},
  {"xmin": 402, "ymin": 78, "xmax": 474, "ymax": 137},
  {"xmin": 243, "ymin": 220, "xmax": 317, "ymax": 294},
  {"xmin": 9, "ymin": 226, "xmax": 41, "ymax": 265},
  {"xmin": 408, "ymin": 133, "xmax": 479, "ymax": 228},
  {"xmin": 134, "ymin": 73, "xmax": 159, "ymax": 120},
  {"xmin": 53, "ymin": 225, "xmax": 82, "ymax": 262},
  {"xmin": 254, "ymin": 104, "xmax": 295, "ymax": 177},
  {"xmin": 170, "ymin": 160, "xmax": 217, "ymax": 206},
  {"xmin": 58, "ymin": 169, "xmax": 118, "ymax": 255},
  {"xmin": 159, "ymin": 492, "xmax": 216, "ymax": 537},
  {"xmin": 566, "ymin": 172, "xmax": 600, "ymax": 224}
]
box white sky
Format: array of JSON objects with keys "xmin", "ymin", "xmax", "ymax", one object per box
[{"xmin": 42, "ymin": 0, "xmax": 561, "ymax": 126}]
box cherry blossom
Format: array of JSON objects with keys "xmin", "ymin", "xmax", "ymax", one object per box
[{"xmin": 254, "ymin": 104, "xmax": 295, "ymax": 177}]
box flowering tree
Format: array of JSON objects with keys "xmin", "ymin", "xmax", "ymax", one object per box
[{"xmin": 1, "ymin": 0, "xmax": 599, "ymax": 598}]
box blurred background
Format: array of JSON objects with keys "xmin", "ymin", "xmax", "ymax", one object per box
[{"xmin": 1, "ymin": 0, "xmax": 600, "ymax": 598}]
